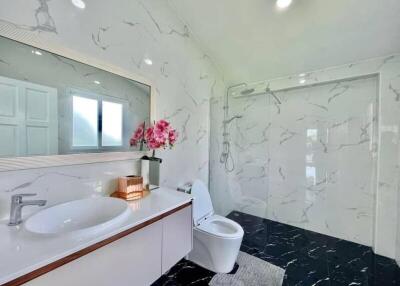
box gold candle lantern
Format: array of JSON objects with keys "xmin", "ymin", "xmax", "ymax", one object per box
[
  {"xmin": 111, "ymin": 175, "xmax": 147, "ymax": 201},
  {"xmin": 118, "ymin": 175, "xmax": 143, "ymax": 193}
]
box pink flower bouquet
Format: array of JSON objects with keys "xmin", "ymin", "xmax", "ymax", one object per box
[{"xmin": 130, "ymin": 120, "xmax": 178, "ymax": 152}]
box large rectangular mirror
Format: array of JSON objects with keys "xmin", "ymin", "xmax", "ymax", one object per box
[{"xmin": 0, "ymin": 36, "xmax": 151, "ymax": 158}]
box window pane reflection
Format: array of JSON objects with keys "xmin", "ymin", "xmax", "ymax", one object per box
[
  {"xmin": 72, "ymin": 95, "xmax": 98, "ymax": 147},
  {"xmin": 102, "ymin": 101, "xmax": 123, "ymax": 146}
]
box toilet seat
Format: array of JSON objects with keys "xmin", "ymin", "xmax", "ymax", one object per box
[{"xmin": 196, "ymin": 214, "xmax": 244, "ymax": 239}]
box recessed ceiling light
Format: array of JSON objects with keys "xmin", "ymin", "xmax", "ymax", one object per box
[
  {"xmin": 72, "ymin": 0, "xmax": 86, "ymax": 9},
  {"xmin": 144, "ymin": 58, "xmax": 153, "ymax": 65},
  {"xmin": 276, "ymin": 0, "xmax": 292, "ymax": 9},
  {"xmin": 94, "ymin": 80, "xmax": 101, "ymax": 85},
  {"xmin": 299, "ymin": 73, "xmax": 306, "ymax": 77},
  {"xmin": 31, "ymin": 50, "xmax": 42, "ymax": 56},
  {"xmin": 299, "ymin": 78, "xmax": 306, "ymax": 84}
]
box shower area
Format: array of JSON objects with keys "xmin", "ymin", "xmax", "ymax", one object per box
[{"xmin": 210, "ymin": 55, "xmax": 400, "ymax": 261}]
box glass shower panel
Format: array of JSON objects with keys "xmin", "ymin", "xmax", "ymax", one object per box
[
  {"xmin": 229, "ymin": 91, "xmax": 270, "ymax": 219},
  {"xmin": 215, "ymin": 75, "xmax": 378, "ymax": 248},
  {"xmin": 267, "ymin": 75, "xmax": 378, "ymax": 246}
]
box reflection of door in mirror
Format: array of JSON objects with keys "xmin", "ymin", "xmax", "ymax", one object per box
[{"xmin": 0, "ymin": 75, "xmax": 58, "ymax": 157}]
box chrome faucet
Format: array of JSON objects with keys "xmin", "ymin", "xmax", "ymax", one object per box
[{"xmin": 8, "ymin": 193, "xmax": 47, "ymax": 226}]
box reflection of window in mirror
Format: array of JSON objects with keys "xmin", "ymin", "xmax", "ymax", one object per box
[
  {"xmin": 102, "ymin": 101, "xmax": 123, "ymax": 147},
  {"xmin": 72, "ymin": 95, "xmax": 98, "ymax": 147},
  {"xmin": 71, "ymin": 88, "xmax": 125, "ymax": 151}
]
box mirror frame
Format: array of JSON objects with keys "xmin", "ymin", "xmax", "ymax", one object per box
[{"xmin": 0, "ymin": 25, "xmax": 155, "ymax": 171}]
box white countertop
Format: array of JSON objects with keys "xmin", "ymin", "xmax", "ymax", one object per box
[{"xmin": 0, "ymin": 187, "xmax": 192, "ymax": 285}]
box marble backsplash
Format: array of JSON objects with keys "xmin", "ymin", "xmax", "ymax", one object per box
[
  {"xmin": 0, "ymin": 160, "xmax": 140, "ymax": 220},
  {"xmin": 210, "ymin": 55, "xmax": 400, "ymax": 259}
]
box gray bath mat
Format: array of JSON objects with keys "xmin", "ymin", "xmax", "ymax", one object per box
[{"xmin": 209, "ymin": 252, "xmax": 285, "ymax": 286}]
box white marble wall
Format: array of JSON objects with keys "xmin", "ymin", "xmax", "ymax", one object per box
[
  {"xmin": 0, "ymin": 0, "xmax": 225, "ymax": 219},
  {"xmin": 210, "ymin": 55, "xmax": 400, "ymax": 258}
]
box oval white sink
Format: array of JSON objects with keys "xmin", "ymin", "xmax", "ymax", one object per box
[{"xmin": 24, "ymin": 197, "xmax": 131, "ymax": 235}]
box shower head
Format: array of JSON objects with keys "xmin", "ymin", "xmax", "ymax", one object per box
[
  {"xmin": 240, "ymin": 88, "xmax": 255, "ymax": 95},
  {"xmin": 234, "ymin": 85, "xmax": 267, "ymax": 98},
  {"xmin": 224, "ymin": 115, "xmax": 243, "ymax": 124}
]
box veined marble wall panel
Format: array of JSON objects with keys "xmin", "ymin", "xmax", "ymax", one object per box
[
  {"xmin": 0, "ymin": 0, "xmax": 225, "ymax": 220},
  {"xmin": 266, "ymin": 76, "xmax": 378, "ymax": 246}
]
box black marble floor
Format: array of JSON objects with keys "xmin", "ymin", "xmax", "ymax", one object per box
[{"xmin": 152, "ymin": 211, "xmax": 400, "ymax": 286}]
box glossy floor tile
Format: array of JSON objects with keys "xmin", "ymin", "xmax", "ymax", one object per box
[{"xmin": 152, "ymin": 211, "xmax": 400, "ymax": 286}]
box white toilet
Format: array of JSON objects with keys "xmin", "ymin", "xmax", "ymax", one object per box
[{"xmin": 187, "ymin": 180, "xmax": 244, "ymax": 273}]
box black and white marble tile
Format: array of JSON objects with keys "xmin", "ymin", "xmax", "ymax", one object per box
[
  {"xmin": 153, "ymin": 211, "xmax": 400, "ymax": 286},
  {"xmin": 152, "ymin": 259, "xmax": 214, "ymax": 286}
]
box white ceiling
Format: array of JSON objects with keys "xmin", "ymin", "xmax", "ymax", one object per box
[{"xmin": 169, "ymin": 0, "xmax": 400, "ymax": 84}]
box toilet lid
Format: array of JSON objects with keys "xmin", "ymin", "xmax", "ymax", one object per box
[
  {"xmin": 196, "ymin": 215, "xmax": 244, "ymax": 239},
  {"xmin": 191, "ymin": 180, "xmax": 214, "ymax": 225}
]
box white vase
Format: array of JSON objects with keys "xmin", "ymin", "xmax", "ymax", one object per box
[{"xmin": 141, "ymin": 159, "xmax": 150, "ymax": 190}]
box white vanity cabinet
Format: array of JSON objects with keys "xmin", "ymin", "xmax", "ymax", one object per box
[
  {"xmin": 24, "ymin": 204, "xmax": 192, "ymax": 286},
  {"xmin": 162, "ymin": 204, "xmax": 193, "ymax": 273}
]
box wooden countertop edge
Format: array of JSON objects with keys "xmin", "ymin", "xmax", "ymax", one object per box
[{"xmin": 2, "ymin": 201, "xmax": 192, "ymax": 286}]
